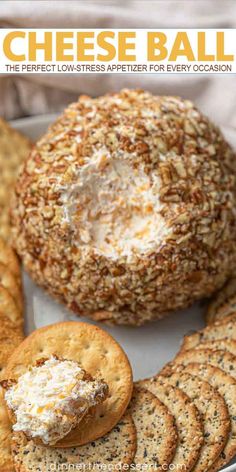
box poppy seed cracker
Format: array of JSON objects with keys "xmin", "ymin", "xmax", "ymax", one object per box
[
  {"xmin": 137, "ymin": 377, "xmax": 204, "ymax": 471},
  {"xmin": 12, "ymin": 412, "xmax": 136, "ymax": 471},
  {"xmin": 206, "ymin": 277, "xmax": 236, "ymax": 325},
  {"xmin": 176, "ymin": 362, "xmax": 236, "ymax": 472},
  {"xmin": 180, "ymin": 314, "xmax": 236, "ymax": 352},
  {"xmin": 159, "ymin": 371, "xmax": 230, "ymax": 471},
  {"xmin": 174, "ymin": 348, "xmax": 236, "ymax": 382},
  {"xmin": 195, "ymin": 339, "xmax": 236, "ymax": 356},
  {"xmin": 128, "ymin": 386, "xmax": 177, "ymax": 469}
]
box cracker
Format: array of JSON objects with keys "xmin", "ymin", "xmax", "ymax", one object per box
[
  {"xmin": 0, "ymin": 285, "xmax": 22, "ymax": 325},
  {"xmin": 209, "ymin": 294, "xmax": 236, "ymax": 324},
  {"xmin": 0, "ymin": 313, "xmax": 23, "ymax": 337},
  {"xmin": 173, "ymin": 363, "xmax": 236, "ymax": 472},
  {"xmin": 137, "ymin": 377, "xmax": 203, "ymax": 471},
  {"xmin": 12, "ymin": 412, "xmax": 136, "ymax": 472},
  {"xmin": 173, "ymin": 348, "xmax": 236, "ymax": 381},
  {"xmin": 0, "ymin": 118, "xmax": 31, "ymax": 242},
  {"xmin": 196, "ymin": 339, "xmax": 236, "ymax": 356},
  {"xmin": 0, "ymin": 117, "xmax": 31, "ymax": 169},
  {"xmin": 0, "ymin": 388, "xmax": 14, "ymax": 471},
  {"xmin": 0, "ymin": 285, "xmax": 24, "ymax": 470},
  {"xmin": 0, "ymin": 238, "xmax": 21, "ymax": 281},
  {"xmin": 180, "ymin": 314, "xmax": 236, "ymax": 352},
  {"xmin": 0, "ymin": 312, "xmax": 24, "ymax": 362},
  {"xmin": 160, "ymin": 371, "xmax": 230, "ymax": 471},
  {"xmin": 0, "ymin": 215, "xmax": 11, "ymax": 243},
  {"xmin": 4, "ymin": 321, "xmax": 133, "ymax": 447},
  {"xmin": 206, "ymin": 277, "xmax": 236, "ymax": 325},
  {"xmin": 0, "ymin": 226, "xmax": 10, "ymax": 243},
  {"xmin": 128, "ymin": 386, "xmax": 177, "ymax": 468},
  {"xmin": 0, "ymin": 263, "xmax": 23, "ymax": 313},
  {"xmin": 0, "ymin": 314, "xmax": 24, "ymax": 380}
]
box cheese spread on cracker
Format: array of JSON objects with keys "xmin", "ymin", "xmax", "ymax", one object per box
[{"xmin": 4, "ymin": 356, "xmax": 108, "ymax": 445}]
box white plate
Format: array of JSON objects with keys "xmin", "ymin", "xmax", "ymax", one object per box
[{"xmin": 11, "ymin": 115, "xmax": 236, "ymax": 471}]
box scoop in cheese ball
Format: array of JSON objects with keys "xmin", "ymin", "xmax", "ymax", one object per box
[
  {"xmin": 2, "ymin": 356, "xmax": 108, "ymax": 446},
  {"xmin": 11, "ymin": 89, "xmax": 236, "ymax": 325}
]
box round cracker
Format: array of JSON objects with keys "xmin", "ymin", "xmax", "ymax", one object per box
[
  {"xmin": 209, "ymin": 294, "xmax": 236, "ymax": 325},
  {"xmin": 137, "ymin": 377, "xmax": 203, "ymax": 471},
  {"xmin": 0, "ymin": 118, "xmax": 31, "ymax": 170},
  {"xmin": 159, "ymin": 371, "xmax": 230, "ymax": 472},
  {"xmin": 0, "ymin": 118, "xmax": 31, "ymax": 246},
  {"xmin": 180, "ymin": 313, "xmax": 236, "ymax": 352},
  {"xmin": 0, "ymin": 222, "xmax": 11, "ymax": 244},
  {"xmin": 0, "ymin": 339, "xmax": 24, "ymax": 380},
  {"xmin": 0, "ymin": 239, "xmax": 21, "ymax": 281},
  {"xmin": 0, "ymin": 388, "xmax": 14, "ymax": 471},
  {"xmin": 173, "ymin": 348, "xmax": 236, "ymax": 381},
  {"xmin": 0, "ymin": 286, "xmax": 22, "ymax": 325},
  {"xmin": 177, "ymin": 363, "xmax": 236, "ymax": 472},
  {"xmin": 0, "ymin": 314, "xmax": 24, "ymax": 380},
  {"xmin": 196, "ymin": 339, "xmax": 236, "ymax": 356},
  {"xmin": 128, "ymin": 386, "xmax": 177, "ymax": 469},
  {"xmin": 12, "ymin": 412, "xmax": 136, "ymax": 472},
  {"xmin": 0, "ymin": 313, "xmax": 23, "ymax": 339},
  {"xmin": 4, "ymin": 321, "xmax": 133, "ymax": 447},
  {"xmin": 206, "ymin": 277, "xmax": 236, "ymax": 325},
  {"xmin": 0, "ymin": 263, "xmax": 23, "ymax": 313}
]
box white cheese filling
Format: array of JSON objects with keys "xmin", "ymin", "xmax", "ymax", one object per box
[
  {"xmin": 60, "ymin": 148, "xmax": 169, "ymax": 260},
  {"xmin": 5, "ymin": 357, "xmax": 107, "ymax": 445}
]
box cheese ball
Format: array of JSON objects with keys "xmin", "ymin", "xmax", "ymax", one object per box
[{"xmin": 11, "ymin": 89, "xmax": 236, "ymax": 325}]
